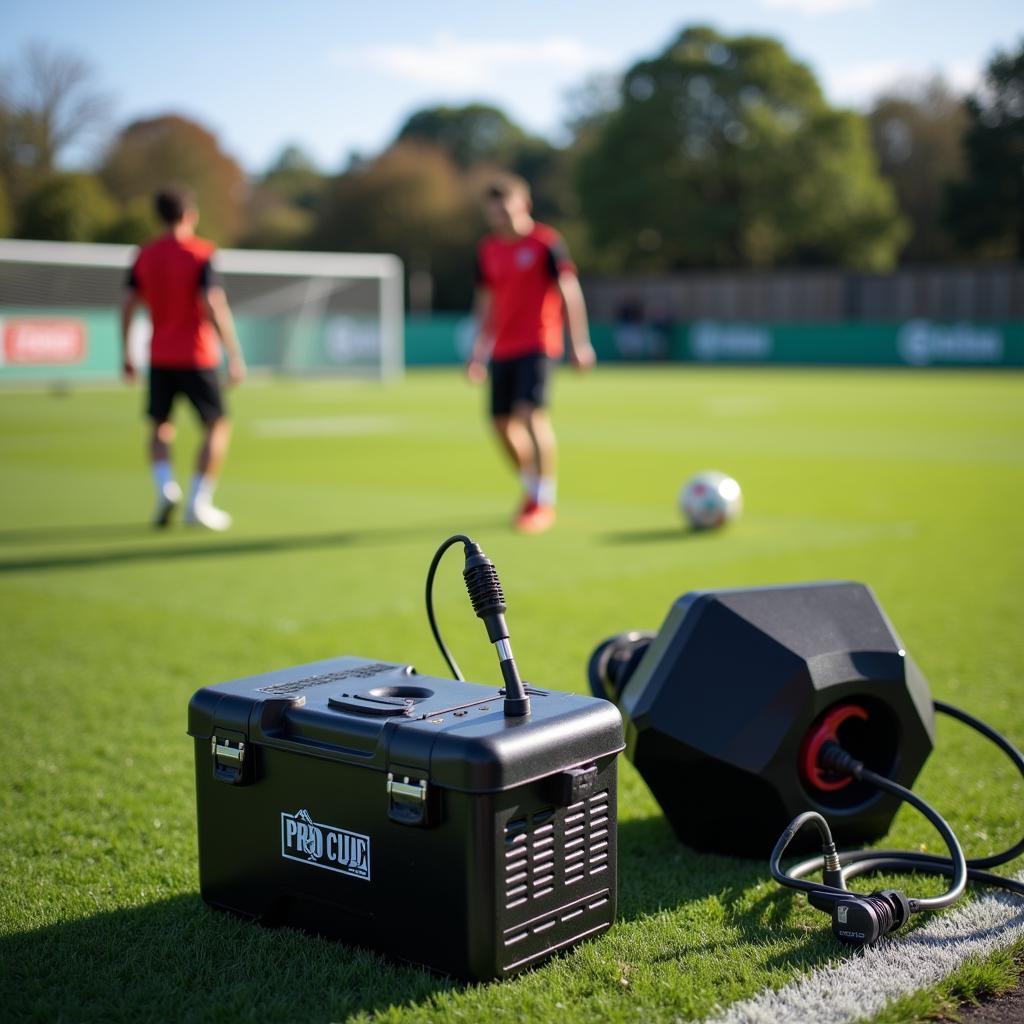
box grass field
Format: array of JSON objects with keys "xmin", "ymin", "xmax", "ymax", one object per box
[{"xmin": 1, "ymin": 366, "xmax": 1023, "ymax": 1023}]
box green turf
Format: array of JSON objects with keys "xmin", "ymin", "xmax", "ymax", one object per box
[{"xmin": 1, "ymin": 367, "xmax": 1022, "ymax": 1024}]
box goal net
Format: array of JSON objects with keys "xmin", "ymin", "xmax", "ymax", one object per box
[{"xmin": 0, "ymin": 239, "xmax": 404, "ymax": 382}]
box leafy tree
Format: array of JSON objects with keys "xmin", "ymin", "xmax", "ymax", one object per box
[
  {"xmin": 396, "ymin": 104, "xmax": 530, "ymax": 168},
  {"xmin": 0, "ymin": 44, "xmax": 111, "ymax": 177},
  {"xmin": 99, "ymin": 115, "xmax": 247, "ymax": 245},
  {"xmin": 395, "ymin": 103, "xmax": 571, "ymax": 222},
  {"xmin": 575, "ymin": 25, "xmax": 906, "ymax": 270},
  {"xmin": 563, "ymin": 72, "xmax": 622, "ymax": 148},
  {"xmin": 0, "ymin": 43, "xmax": 112, "ymax": 231},
  {"xmin": 945, "ymin": 40, "xmax": 1024, "ymax": 259},
  {"xmin": 269, "ymin": 144, "xmax": 318, "ymax": 175},
  {"xmin": 240, "ymin": 144, "xmax": 323, "ymax": 249},
  {"xmin": 0, "ymin": 175, "xmax": 11, "ymax": 237},
  {"xmin": 869, "ymin": 77, "xmax": 967, "ymax": 262},
  {"xmin": 240, "ymin": 198, "xmax": 315, "ymax": 250},
  {"xmin": 95, "ymin": 196, "xmax": 160, "ymax": 244},
  {"xmin": 17, "ymin": 172, "xmax": 117, "ymax": 241},
  {"xmin": 261, "ymin": 144, "xmax": 323, "ymax": 209},
  {"xmin": 0, "ymin": 94, "xmax": 16, "ymax": 202},
  {"xmin": 311, "ymin": 142, "xmax": 480, "ymax": 310}
]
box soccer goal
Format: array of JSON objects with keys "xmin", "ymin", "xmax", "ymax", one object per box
[{"xmin": 0, "ymin": 239, "xmax": 404, "ymax": 382}]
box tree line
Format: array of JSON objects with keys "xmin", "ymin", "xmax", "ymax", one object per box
[{"xmin": 1, "ymin": 26, "xmax": 1021, "ymax": 311}]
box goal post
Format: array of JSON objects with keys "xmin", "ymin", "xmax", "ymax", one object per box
[{"xmin": 0, "ymin": 239, "xmax": 405, "ymax": 383}]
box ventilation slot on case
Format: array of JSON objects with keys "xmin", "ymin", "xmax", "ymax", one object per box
[
  {"xmin": 501, "ymin": 887, "xmax": 613, "ymax": 950},
  {"xmin": 562, "ymin": 788, "xmax": 610, "ymax": 884},
  {"xmin": 503, "ymin": 784, "xmax": 612, "ymax": 912},
  {"xmin": 503, "ymin": 819, "xmax": 531, "ymax": 909},
  {"xmin": 586, "ymin": 790, "xmax": 610, "ymax": 876},
  {"xmin": 504, "ymin": 807, "xmax": 559, "ymax": 909}
]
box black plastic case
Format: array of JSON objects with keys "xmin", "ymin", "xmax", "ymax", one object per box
[{"xmin": 188, "ymin": 656, "xmax": 624, "ymax": 980}]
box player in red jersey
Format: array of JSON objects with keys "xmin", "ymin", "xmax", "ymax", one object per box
[
  {"xmin": 466, "ymin": 174, "xmax": 595, "ymax": 534},
  {"xmin": 121, "ymin": 188, "xmax": 246, "ymax": 531}
]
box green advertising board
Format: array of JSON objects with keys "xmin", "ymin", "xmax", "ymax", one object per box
[
  {"xmin": 1, "ymin": 309, "xmax": 1022, "ymax": 382},
  {"xmin": 673, "ymin": 319, "xmax": 1024, "ymax": 367},
  {"xmin": 404, "ymin": 316, "xmax": 1024, "ymax": 368}
]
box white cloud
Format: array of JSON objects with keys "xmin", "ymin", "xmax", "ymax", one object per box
[
  {"xmin": 760, "ymin": 0, "xmax": 875, "ymax": 14},
  {"xmin": 336, "ymin": 32, "xmax": 610, "ymax": 89},
  {"xmin": 824, "ymin": 56, "xmax": 982, "ymax": 105}
]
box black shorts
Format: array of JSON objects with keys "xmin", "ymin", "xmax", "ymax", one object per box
[
  {"xmin": 489, "ymin": 354, "xmax": 551, "ymax": 418},
  {"xmin": 147, "ymin": 367, "xmax": 226, "ymax": 424}
]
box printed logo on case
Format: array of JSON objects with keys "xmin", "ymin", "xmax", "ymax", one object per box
[{"xmin": 281, "ymin": 809, "xmax": 371, "ymax": 880}]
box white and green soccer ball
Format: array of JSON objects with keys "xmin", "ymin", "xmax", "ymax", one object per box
[{"xmin": 679, "ymin": 471, "xmax": 743, "ymax": 530}]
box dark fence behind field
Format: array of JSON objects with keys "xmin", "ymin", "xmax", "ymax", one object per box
[{"xmin": 581, "ymin": 265, "xmax": 1024, "ymax": 323}]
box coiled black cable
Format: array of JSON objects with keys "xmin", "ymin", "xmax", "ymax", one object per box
[
  {"xmin": 772, "ymin": 701, "xmax": 1024, "ymax": 919},
  {"xmin": 771, "ymin": 768, "xmax": 969, "ymax": 912}
]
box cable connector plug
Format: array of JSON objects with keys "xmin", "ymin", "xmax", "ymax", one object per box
[
  {"xmin": 819, "ymin": 740, "xmax": 864, "ymax": 781},
  {"xmin": 831, "ymin": 889, "xmax": 911, "ymax": 946},
  {"xmin": 821, "ymin": 839, "xmax": 846, "ymax": 892}
]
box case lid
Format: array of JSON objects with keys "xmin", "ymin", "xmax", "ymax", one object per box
[{"xmin": 188, "ymin": 656, "xmax": 624, "ymax": 794}]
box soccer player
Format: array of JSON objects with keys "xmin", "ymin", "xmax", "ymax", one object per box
[
  {"xmin": 121, "ymin": 187, "xmax": 246, "ymax": 531},
  {"xmin": 466, "ymin": 174, "xmax": 596, "ymax": 534}
]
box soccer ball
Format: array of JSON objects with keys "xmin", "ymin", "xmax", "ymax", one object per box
[{"xmin": 679, "ymin": 471, "xmax": 743, "ymax": 530}]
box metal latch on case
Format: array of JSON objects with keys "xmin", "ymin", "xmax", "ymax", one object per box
[
  {"xmin": 387, "ymin": 772, "xmax": 429, "ymax": 826},
  {"xmin": 211, "ymin": 735, "xmax": 247, "ymax": 784}
]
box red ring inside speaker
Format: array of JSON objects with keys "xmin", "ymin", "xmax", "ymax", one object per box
[{"xmin": 800, "ymin": 703, "xmax": 870, "ymax": 792}]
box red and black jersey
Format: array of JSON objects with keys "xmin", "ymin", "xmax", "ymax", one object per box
[
  {"xmin": 475, "ymin": 223, "xmax": 575, "ymax": 361},
  {"xmin": 128, "ymin": 234, "xmax": 220, "ymax": 369}
]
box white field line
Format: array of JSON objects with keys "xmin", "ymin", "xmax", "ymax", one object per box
[
  {"xmin": 704, "ymin": 876, "xmax": 1024, "ymax": 1024},
  {"xmin": 249, "ymin": 416, "xmax": 399, "ymax": 438}
]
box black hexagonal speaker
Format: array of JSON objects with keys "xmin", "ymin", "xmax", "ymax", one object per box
[{"xmin": 588, "ymin": 582, "xmax": 935, "ymax": 857}]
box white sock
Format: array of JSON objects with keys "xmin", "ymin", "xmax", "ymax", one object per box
[
  {"xmin": 152, "ymin": 460, "xmax": 175, "ymax": 496},
  {"xmin": 536, "ymin": 477, "xmax": 557, "ymax": 507},
  {"xmin": 189, "ymin": 474, "xmax": 214, "ymax": 510},
  {"xmin": 520, "ymin": 471, "xmax": 538, "ymax": 500}
]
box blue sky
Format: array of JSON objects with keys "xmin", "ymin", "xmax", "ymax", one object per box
[{"xmin": 2, "ymin": 0, "xmax": 1021, "ymax": 173}]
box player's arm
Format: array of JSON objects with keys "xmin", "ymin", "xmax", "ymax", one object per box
[
  {"xmin": 201, "ymin": 278, "xmax": 246, "ymax": 386},
  {"xmin": 546, "ymin": 234, "xmax": 595, "ymax": 370},
  {"xmin": 120, "ymin": 269, "xmax": 143, "ymax": 382},
  {"xmin": 466, "ymin": 285, "xmax": 494, "ymax": 383},
  {"xmin": 557, "ymin": 270, "xmax": 596, "ymax": 371}
]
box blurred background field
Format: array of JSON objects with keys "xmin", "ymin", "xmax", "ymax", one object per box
[
  {"xmin": 2, "ymin": 3, "xmax": 1024, "ymax": 1020},
  {"xmin": 1, "ymin": 366, "xmax": 1022, "ymax": 1022}
]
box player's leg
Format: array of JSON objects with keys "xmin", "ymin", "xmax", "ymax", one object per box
[
  {"xmin": 181, "ymin": 370, "xmax": 232, "ymax": 531},
  {"xmin": 146, "ymin": 368, "xmax": 182, "ymax": 527},
  {"xmin": 525, "ymin": 406, "xmax": 557, "ymax": 508},
  {"xmin": 492, "ymin": 414, "xmax": 534, "ymax": 470},
  {"xmin": 490, "ymin": 358, "xmax": 540, "ymax": 515},
  {"xmin": 197, "ymin": 416, "xmax": 232, "ymax": 480},
  {"xmin": 514, "ymin": 356, "xmax": 556, "ymax": 532},
  {"xmin": 493, "ymin": 413, "xmax": 539, "ymax": 521}
]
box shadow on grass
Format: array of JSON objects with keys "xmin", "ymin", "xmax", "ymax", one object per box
[
  {"xmin": 617, "ymin": 815, "xmax": 836, "ymax": 969},
  {"xmin": 1, "ymin": 819, "xmax": 842, "ymax": 1022},
  {"xmin": 600, "ymin": 526, "xmax": 712, "ymax": 544},
  {"xmin": 0, "ymin": 893, "xmax": 461, "ymax": 1023},
  {"xmin": 0, "ymin": 522, "xmax": 153, "ymax": 545},
  {"xmin": 0, "ymin": 519, "xmax": 507, "ymax": 574}
]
